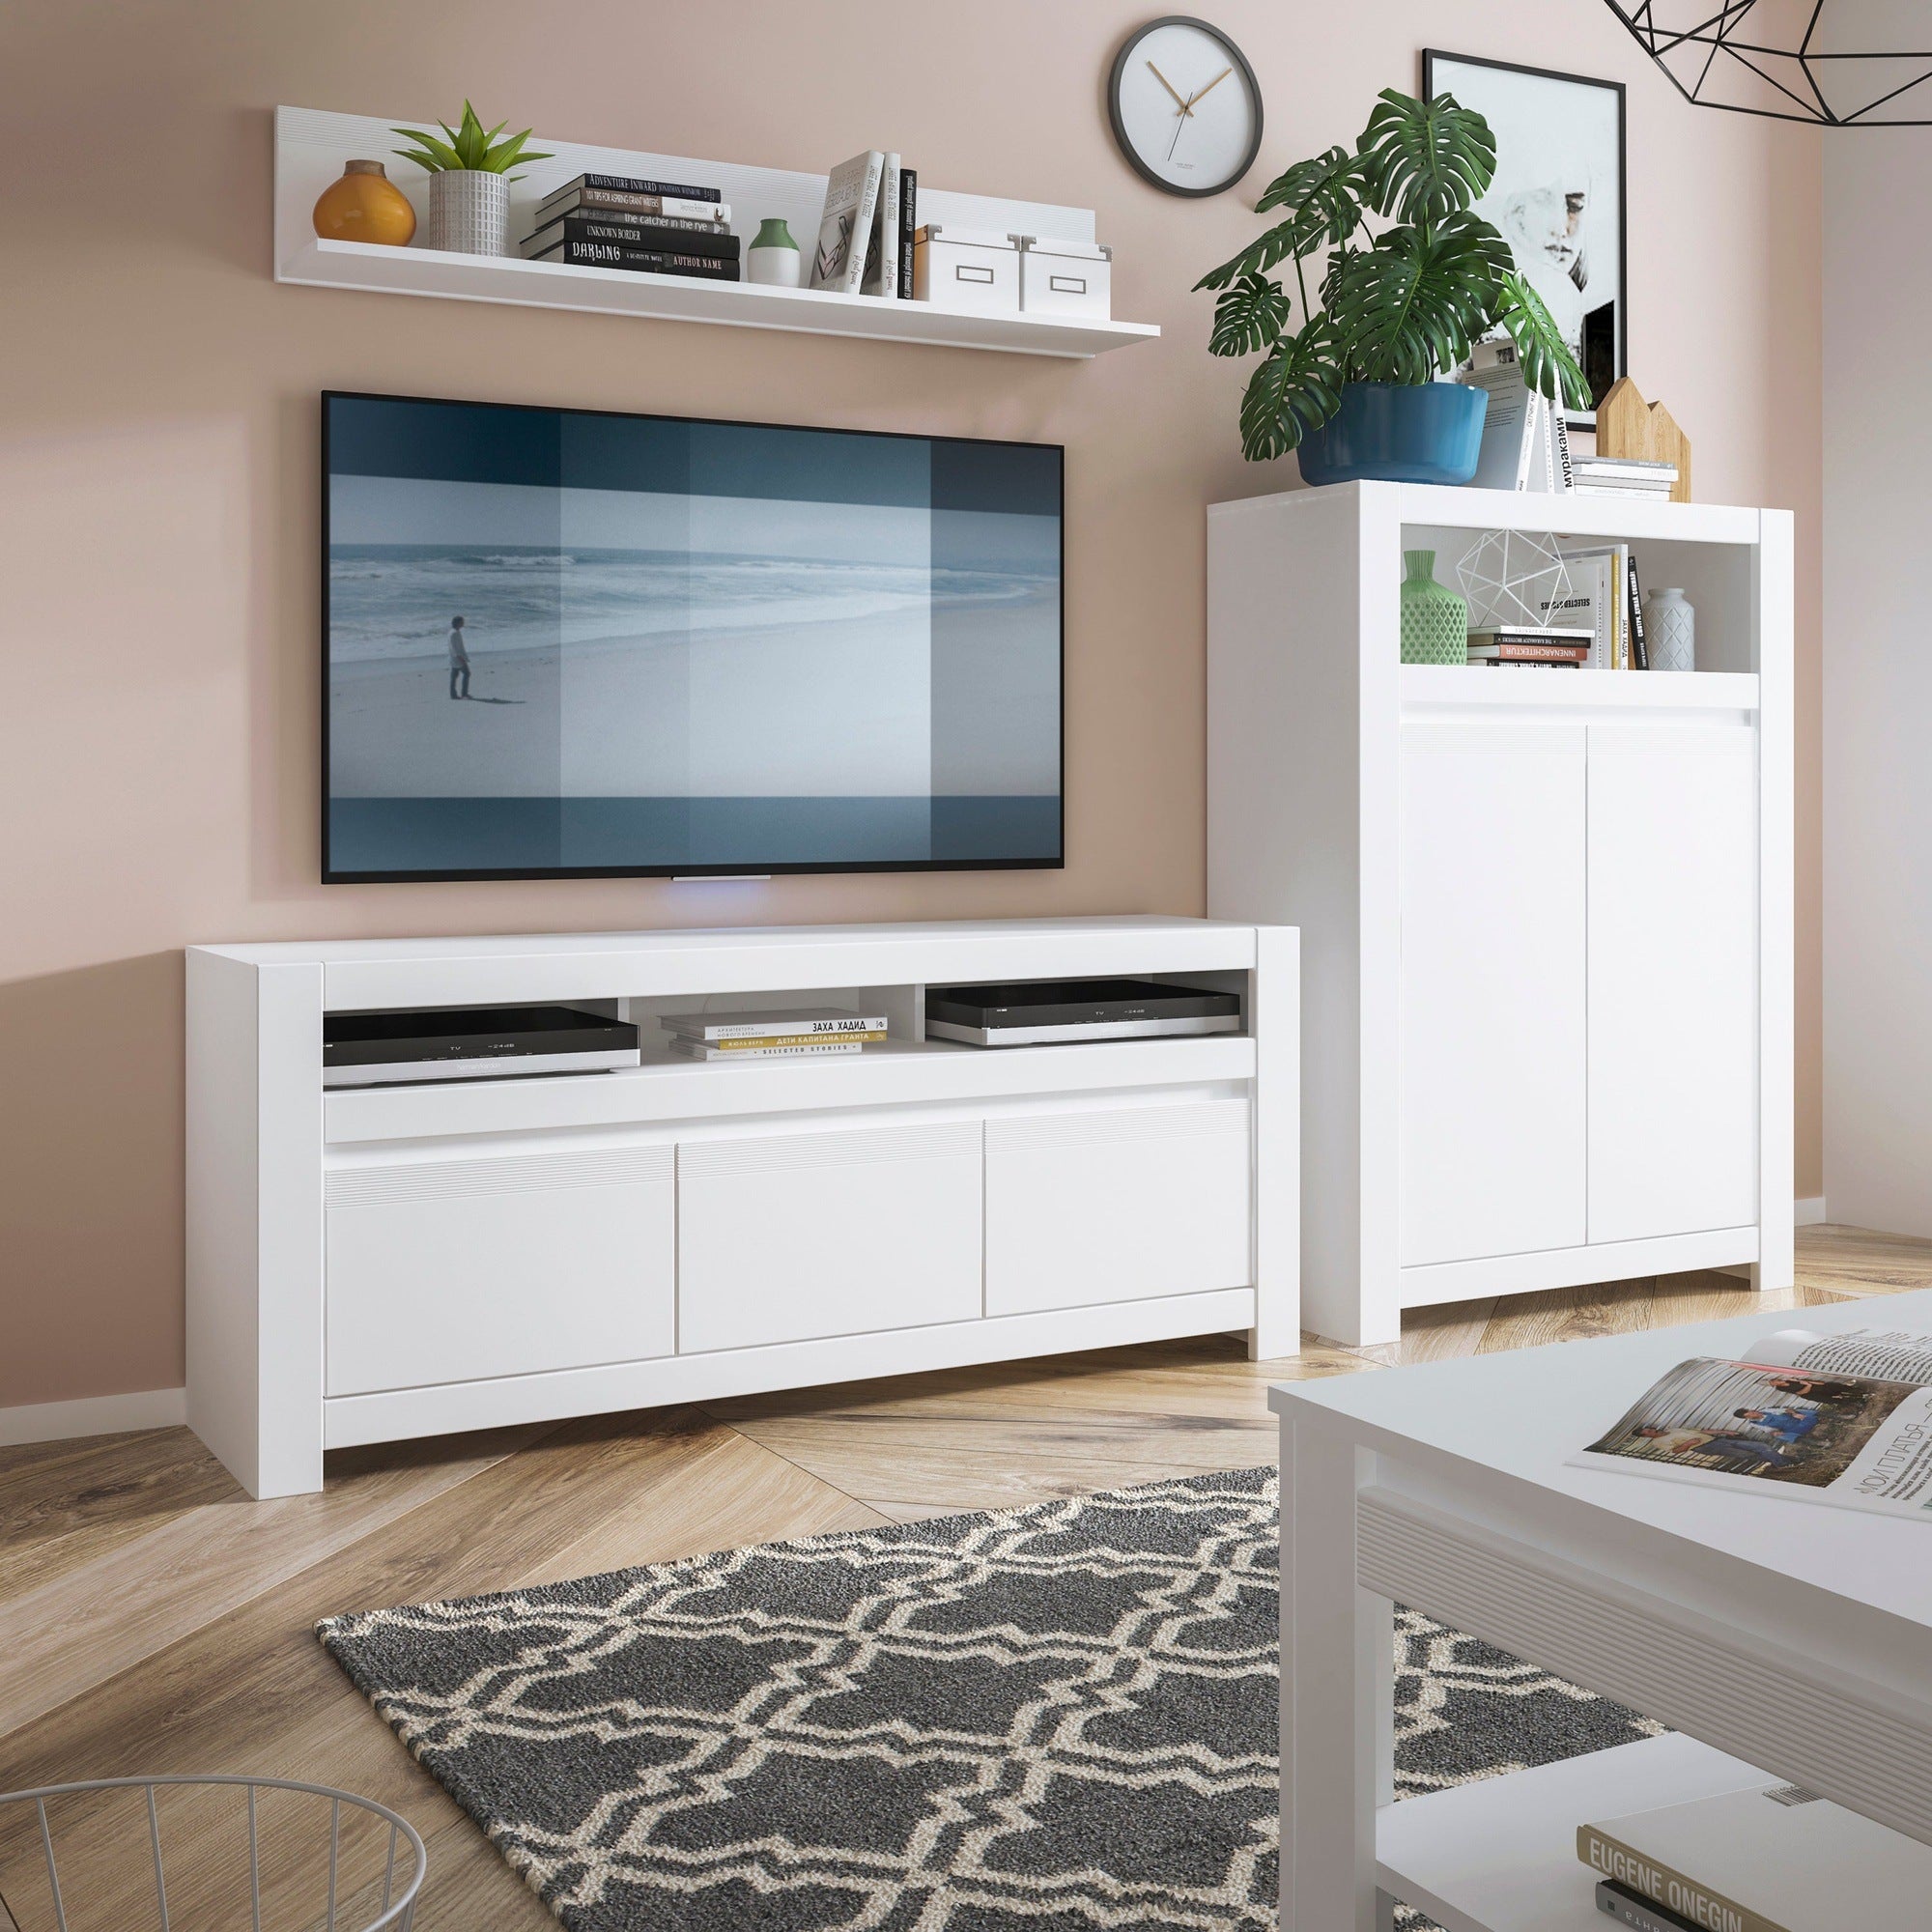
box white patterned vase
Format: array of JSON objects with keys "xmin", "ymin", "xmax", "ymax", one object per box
[
  {"xmin": 425, "ymin": 171, "xmax": 509, "ymax": 256},
  {"xmin": 1642, "ymin": 587, "xmax": 1695, "ymax": 673}
]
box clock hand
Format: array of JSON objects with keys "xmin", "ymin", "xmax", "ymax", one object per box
[
  {"xmin": 1166, "ymin": 89, "xmax": 1201, "ymax": 163},
  {"xmin": 1147, "ymin": 61, "xmax": 1194, "ymax": 115},
  {"xmin": 1190, "ymin": 65, "xmax": 1236, "ymax": 105}
]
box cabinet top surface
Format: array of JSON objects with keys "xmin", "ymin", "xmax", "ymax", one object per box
[
  {"xmin": 1273, "ymin": 1289, "xmax": 1932, "ymax": 1634},
  {"xmin": 190, "ymin": 915, "xmax": 1267, "ymax": 967},
  {"xmin": 1207, "ymin": 480, "xmax": 1777, "ymax": 544}
]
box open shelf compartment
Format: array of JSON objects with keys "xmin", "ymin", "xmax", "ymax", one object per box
[{"xmin": 1378, "ymin": 1734, "xmax": 1771, "ymax": 1932}]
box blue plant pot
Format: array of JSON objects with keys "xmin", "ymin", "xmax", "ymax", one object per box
[{"xmin": 1296, "ymin": 381, "xmax": 1490, "ymax": 488}]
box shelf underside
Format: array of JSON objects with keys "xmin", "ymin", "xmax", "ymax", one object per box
[
  {"xmin": 282, "ymin": 239, "xmax": 1160, "ymax": 356},
  {"xmin": 324, "ymin": 1031, "xmax": 1257, "ymax": 1144}
]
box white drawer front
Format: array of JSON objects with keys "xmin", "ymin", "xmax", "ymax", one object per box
[
  {"xmin": 984, "ymin": 1099, "xmax": 1252, "ymax": 1317},
  {"xmin": 677, "ymin": 1121, "xmax": 982, "ymax": 1353},
  {"xmin": 326, "ymin": 1143, "xmax": 674, "ymax": 1397}
]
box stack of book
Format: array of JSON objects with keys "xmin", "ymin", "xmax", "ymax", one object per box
[
  {"xmin": 657, "ymin": 1008, "xmax": 888, "ymax": 1062},
  {"xmin": 1465, "ymin": 626, "xmax": 1593, "ymax": 668},
  {"xmin": 519, "ymin": 173, "xmax": 741, "ymax": 282},
  {"xmin": 1571, "ymin": 455, "xmax": 1677, "ymax": 501},
  {"xmin": 1579, "ymin": 1779, "xmax": 1930, "ymax": 1930}
]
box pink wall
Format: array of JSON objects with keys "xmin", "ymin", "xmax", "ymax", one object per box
[{"xmin": 0, "ymin": 0, "xmax": 1821, "ymax": 1407}]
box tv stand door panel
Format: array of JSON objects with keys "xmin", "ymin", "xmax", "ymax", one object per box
[
  {"xmin": 325, "ymin": 1143, "xmax": 675, "ymax": 1397},
  {"xmin": 676, "ymin": 1120, "xmax": 982, "ymax": 1353},
  {"xmin": 983, "ymin": 1098, "xmax": 1252, "ymax": 1316}
]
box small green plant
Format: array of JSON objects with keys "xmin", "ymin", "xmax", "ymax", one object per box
[
  {"xmin": 392, "ymin": 100, "xmax": 552, "ymax": 177},
  {"xmin": 1196, "ymin": 89, "xmax": 1590, "ymax": 462}
]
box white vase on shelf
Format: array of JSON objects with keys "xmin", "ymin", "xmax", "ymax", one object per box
[
  {"xmin": 1643, "ymin": 587, "xmax": 1695, "ymax": 672},
  {"xmin": 425, "ymin": 171, "xmax": 510, "ymax": 256}
]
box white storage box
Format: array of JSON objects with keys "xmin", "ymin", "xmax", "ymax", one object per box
[
  {"xmin": 1017, "ymin": 236, "xmax": 1112, "ymax": 319},
  {"xmin": 913, "ymin": 224, "xmax": 1020, "ymax": 313}
]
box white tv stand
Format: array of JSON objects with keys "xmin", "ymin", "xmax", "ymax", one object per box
[{"xmin": 186, "ymin": 917, "xmax": 1297, "ymax": 1497}]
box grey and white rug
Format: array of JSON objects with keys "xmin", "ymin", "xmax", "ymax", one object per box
[{"xmin": 319, "ymin": 1465, "xmax": 1659, "ymax": 1931}]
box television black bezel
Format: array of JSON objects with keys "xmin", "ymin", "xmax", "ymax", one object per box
[{"xmin": 320, "ymin": 388, "xmax": 1066, "ymax": 884}]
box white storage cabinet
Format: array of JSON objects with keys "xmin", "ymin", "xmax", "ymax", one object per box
[{"xmin": 1208, "ymin": 482, "xmax": 1792, "ymax": 1347}]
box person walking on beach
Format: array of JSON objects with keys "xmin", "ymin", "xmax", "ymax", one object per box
[{"xmin": 446, "ymin": 615, "xmax": 471, "ymax": 700}]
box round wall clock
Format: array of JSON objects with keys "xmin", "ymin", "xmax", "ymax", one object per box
[{"xmin": 1108, "ymin": 16, "xmax": 1263, "ymax": 198}]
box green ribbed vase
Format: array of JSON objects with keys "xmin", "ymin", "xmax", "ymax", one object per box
[{"xmin": 1400, "ymin": 549, "xmax": 1467, "ymax": 665}]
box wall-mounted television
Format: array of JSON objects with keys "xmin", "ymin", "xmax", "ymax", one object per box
[{"xmin": 323, "ymin": 391, "xmax": 1063, "ymax": 881}]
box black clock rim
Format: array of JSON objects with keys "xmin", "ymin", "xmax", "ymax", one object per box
[{"xmin": 1108, "ymin": 15, "xmax": 1264, "ymax": 198}]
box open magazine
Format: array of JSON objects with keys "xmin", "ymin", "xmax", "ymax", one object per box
[{"xmin": 1571, "ymin": 1327, "xmax": 1932, "ymax": 1520}]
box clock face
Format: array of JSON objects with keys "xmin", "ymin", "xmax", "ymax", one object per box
[{"xmin": 1108, "ymin": 16, "xmax": 1263, "ymax": 198}]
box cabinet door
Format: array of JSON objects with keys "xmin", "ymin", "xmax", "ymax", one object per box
[
  {"xmin": 984, "ymin": 1098, "xmax": 1252, "ymax": 1317},
  {"xmin": 677, "ymin": 1120, "xmax": 981, "ymax": 1352},
  {"xmin": 1587, "ymin": 722, "xmax": 1758, "ymax": 1242},
  {"xmin": 326, "ymin": 1142, "xmax": 675, "ymax": 1397},
  {"xmin": 1400, "ymin": 720, "xmax": 1588, "ymax": 1266}
]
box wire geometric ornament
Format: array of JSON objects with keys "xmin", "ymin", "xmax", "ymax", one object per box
[
  {"xmin": 1605, "ymin": 1, "xmax": 1932, "ymax": 126},
  {"xmin": 1456, "ymin": 530, "xmax": 1578, "ymax": 635}
]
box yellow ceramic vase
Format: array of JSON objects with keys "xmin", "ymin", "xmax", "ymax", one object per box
[{"xmin": 312, "ymin": 160, "xmax": 417, "ymax": 246}]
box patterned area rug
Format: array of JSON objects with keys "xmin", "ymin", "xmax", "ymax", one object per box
[{"xmin": 319, "ymin": 1466, "xmax": 1659, "ymax": 1931}]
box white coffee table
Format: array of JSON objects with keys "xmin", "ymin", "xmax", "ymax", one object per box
[{"xmin": 1272, "ymin": 1289, "xmax": 1932, "ymax": 1932}]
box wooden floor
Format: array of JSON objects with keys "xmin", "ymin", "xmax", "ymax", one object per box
[{"xmin": 0, "ymin": 1225, "xmax": 1924, "ymax": 1929}]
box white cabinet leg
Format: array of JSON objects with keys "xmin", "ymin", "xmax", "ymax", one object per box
[{"xmin": 1281, "ymin": 1413, "xmax": 1386, "ymax": 1932}]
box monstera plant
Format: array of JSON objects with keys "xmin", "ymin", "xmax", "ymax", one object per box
[{"xmin": 1197, "ymin": 89, "xmax": 1589, "ymax": 475}]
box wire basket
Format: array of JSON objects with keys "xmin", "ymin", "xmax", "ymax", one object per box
[{"xmin": 0, "ymin": 1776, "xmax": 425, "ymax": 1931}]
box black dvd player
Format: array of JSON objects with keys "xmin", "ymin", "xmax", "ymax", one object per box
[
  {"xmin": 324, "ymin": 1005, "xmax": 641, "ymax": 1087},
  {"xmin": 923, "ymin": 978, "xmax": 1241, "ymax": 1047}
]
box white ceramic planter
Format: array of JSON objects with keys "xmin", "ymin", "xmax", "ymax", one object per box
[
  {"xmin": 1643, "ymin": 587, "xmax": 1696, "ymax": 673},
  {"xmin": 426, "ymin": 171, "xmax": 510, "ymax": 257}
]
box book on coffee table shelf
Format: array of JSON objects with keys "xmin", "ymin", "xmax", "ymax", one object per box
[
  {"xmin": 1595, "ymin": 1878, "xmax": 1700, "ymax": 1931},
  {"xmin": 1571, "ymin": 1321, "xmax": 1932, "ymax": 1520},
  {"xmin": 1579, "ymin": 1778, "xmax": 1932, "ymax": 1932}
]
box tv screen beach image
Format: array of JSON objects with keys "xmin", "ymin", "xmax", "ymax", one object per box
[{"xmin": 324, "ymin": 396, "xmax": 1062, "ymax": 877}]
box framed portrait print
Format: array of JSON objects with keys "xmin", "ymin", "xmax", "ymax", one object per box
[{"xmin": 1423, "ymin": 50, "xmax": 1627, "ymax": 423}]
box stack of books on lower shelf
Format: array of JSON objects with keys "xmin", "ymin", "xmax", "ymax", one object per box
[
  {"xmin": 657, "ymin": 1008, "xmax": 888, "ymax": 1062},
  {"xmin": 1465, "ymin": 625, "xmax": 1593, "ymax": 668},
  {"xmin": 1579, "ymin": 1779, "xmax": 1930, "ymax": 1930},
  {"xmin": 519, "ymin": 173, "xmax": 741, "ymax": 281}
]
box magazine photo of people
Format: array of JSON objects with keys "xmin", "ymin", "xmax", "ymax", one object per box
[{"xmin": 1572, "ymin": 1330, "xmax": 1932, "ymax": 1520}]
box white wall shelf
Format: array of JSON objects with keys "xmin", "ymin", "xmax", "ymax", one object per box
[
  {"xmin": 275, "ymin": 107, "xmax": 1159, "ymax": 359},
  {"xmin": 187, "ymin": 917, "xmax": 1297, "ymax": 1497}
]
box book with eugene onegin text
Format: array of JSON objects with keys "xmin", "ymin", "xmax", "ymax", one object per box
[
  {"xmin": 810, "ymin": 151, "xmax": 885, "ymax": 292},
  {"xmin": 1570, "ymin": 1323, "xmax": 1932, "ymax": 1520},
  {"xmin": 1579, "ymin": 1778, "xmax": 1932, "ymax": 1932}
]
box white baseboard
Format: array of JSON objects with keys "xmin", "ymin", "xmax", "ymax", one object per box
[
  {"xmin": 1796, "ymin": 1196, "xmax": 1828, "ymax": 1227},
  {"xmin": 0, "ymin": 1386, "xmax": 187, "ymax": 1450}
]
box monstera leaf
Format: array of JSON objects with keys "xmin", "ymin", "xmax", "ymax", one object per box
[
  {"xmin": 1237, "ymin": 319, "xmax": 1346, "ymax": 461},
  {"xmin": 1208, "ymin": 273, "xmax": 1293, "ymax": 358},
  {"xmin": 1357, "ymin": 89, "xmax": 1495, "ymax": 226},
  {"xmin": 1327, "ymin": 215, "xmax": 1501, "ymax": 385},
  {"xmin": 1194, "ymin": 87, "xmax": 1588, "ymax": 461},
  {"xmin": 1491, "ymin": 270, "xmax": 1594, "ymax": 411},
  {"xmin": 1196, "ymin": 146, "xmax": 1368, "ymax": 292}
]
